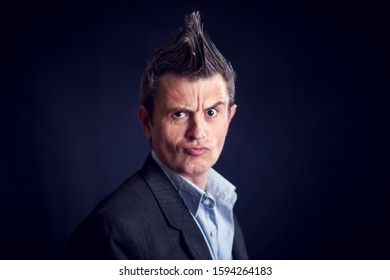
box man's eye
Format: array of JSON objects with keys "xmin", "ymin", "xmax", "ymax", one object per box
[
  {"xmin": 172, "ymin": 111, "xmax": 187, "ymax": 118},
  {"xmin": 205, "ymin": 109, "xmax": 217, "ymax": 118}
]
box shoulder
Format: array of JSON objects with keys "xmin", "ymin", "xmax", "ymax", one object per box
[
  {"xmin": 65, "ymin": 155, "xmax": 185, "ymax": 259},
  {"xmin": 72, "ymin": 154, "xmax": 171, "ymax": 230},
  {"xmin": 92, "ymin": 171, "xmax": 152, "ymax": 219},
  {"xmin": 65, "ymin": 168, "xmax": 164, "ymax": 259}
]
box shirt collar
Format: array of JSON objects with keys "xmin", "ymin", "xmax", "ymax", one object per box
[{"xmin": 151, "ymin": 151, "xmax": 237, "ymax": 216}]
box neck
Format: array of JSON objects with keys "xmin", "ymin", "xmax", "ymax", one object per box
[{"xmin": 182, "ymin": 173, "xmax": 208, "ymax": 191}]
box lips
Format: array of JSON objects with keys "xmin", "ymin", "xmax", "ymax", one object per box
[{"xmin": 183, "ymin": 146, "xmax": 208, "ymax": 156}]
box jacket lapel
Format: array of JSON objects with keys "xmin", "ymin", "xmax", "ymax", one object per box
[{"xmin": 140, "ymin": 154, "xmax": 212, "ymax": 260}]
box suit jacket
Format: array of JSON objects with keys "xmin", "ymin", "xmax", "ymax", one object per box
[{"xmin": 65, "ymin": 154, "xmax": 248, "ymax": 259}]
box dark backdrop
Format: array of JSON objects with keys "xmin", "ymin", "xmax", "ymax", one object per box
[{"xmin": 1, "ymin": 0, "xmax": 389, "ymax": 259}]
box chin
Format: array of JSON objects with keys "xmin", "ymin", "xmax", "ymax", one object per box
[
  {"xmin": 179, "ymin": 155, "xmax": 215, "ymax": 173},
  {"xmin": 187, "ymin": 162, "xmax": 212, "ymax": 175}
]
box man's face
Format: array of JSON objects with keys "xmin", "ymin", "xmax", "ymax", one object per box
[{"xmin": 139, "ymin": 73, "xmax": 236, "ymax": 185}]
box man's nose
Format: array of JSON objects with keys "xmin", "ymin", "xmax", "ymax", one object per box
[{"xmin": 186, "ymin": 114, "xmax": 206, "ymax": 140}]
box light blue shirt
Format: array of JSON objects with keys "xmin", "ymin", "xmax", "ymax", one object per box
[{"xmin": 151, "ymin": 151, "xmax": 237, "ymax": 260}]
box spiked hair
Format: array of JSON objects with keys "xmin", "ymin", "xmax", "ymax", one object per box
[{"xmin": 140, "ymin": 11, "xmax": 236, "ymax": 116}]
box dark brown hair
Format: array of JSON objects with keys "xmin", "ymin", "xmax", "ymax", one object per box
[{"xmin": 140, "ymin": 11, "xmax": 236, "ymax": 116}]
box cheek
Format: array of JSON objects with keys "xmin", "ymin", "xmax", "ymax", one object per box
[
  {"xmin": 216, "ymin": 125, "xmax": 231, "ymax": 152},
  {"xmin": 153, "ymin": 122, "xmax": 185, "ymax": 148},
  {"xmin": 212, "ymin": 123, "xmax": 229, "ymax": 144}
]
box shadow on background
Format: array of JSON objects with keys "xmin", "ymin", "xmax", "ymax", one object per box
[{"xmin": 1, "ymin": 0, "xmax": 389, "ymax": 259}]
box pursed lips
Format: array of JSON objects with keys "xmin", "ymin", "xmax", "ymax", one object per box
[{"xmin": 183, "ymin": 146, "xmax": 209, "ymax": 156}]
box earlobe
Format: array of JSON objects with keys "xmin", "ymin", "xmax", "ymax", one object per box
[{"xmin": 138, "ymin": 106, "xmax": 152, "ymax": 140}]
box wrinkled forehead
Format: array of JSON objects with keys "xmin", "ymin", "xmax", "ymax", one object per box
[{"xmin": 157, "ymin": 73, "xmax": 229, "ymax": 103}]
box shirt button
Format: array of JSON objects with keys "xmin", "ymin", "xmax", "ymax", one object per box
[
  {"xmin": 204, "ymin": 199, "xmax": 211, "ymax": 206},
  {"xmin": 210, "ymin": 230, "xmax": 214, "ymax": 237}
]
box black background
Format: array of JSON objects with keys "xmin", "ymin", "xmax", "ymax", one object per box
[{"xmin": 1, "ymin": 0, "xmax": 389, "ymax": 259}]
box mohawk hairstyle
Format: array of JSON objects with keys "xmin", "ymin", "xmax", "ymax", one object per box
[{"xmin": 140, "ymin": 11, "xmax": 236, "ymax": 116}]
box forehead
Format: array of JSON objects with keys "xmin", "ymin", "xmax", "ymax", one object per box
[{"xmin": 157, "ymin": 73, "xmax": 229, "ymax": 105}]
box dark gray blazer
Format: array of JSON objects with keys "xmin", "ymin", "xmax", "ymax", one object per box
[{"xmin": 65, "ymin": 154, "xmax": 248, "ymax": 259}]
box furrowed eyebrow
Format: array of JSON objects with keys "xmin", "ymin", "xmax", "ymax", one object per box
[
  {"xmin": 204, "ymin": 101, "xmax": 226, "ymax": 111},
  {"xmin": 167, "ymin": 101, "xmax": 226, "ymax": 114},
  {"xmin": 166, "ymin": 106, "xmax": 191, "ymax": 114}
]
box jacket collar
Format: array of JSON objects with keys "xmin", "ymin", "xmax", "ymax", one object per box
[{"xmin": 140, "ymin": 154, "xmax": 212, "ymax": 260}]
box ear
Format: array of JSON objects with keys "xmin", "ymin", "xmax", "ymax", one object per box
[
  {"xmin": 138, "ymin": 106, "xmax": 153, "ymax": 140},
  {"xmin": 228, "ymin": 104, "xmax": 237, "ymax": 124}
]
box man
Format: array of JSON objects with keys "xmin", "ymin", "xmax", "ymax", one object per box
[{"xmin": 65, "ymin": 11, "xmax": 248, "ymax": 260}]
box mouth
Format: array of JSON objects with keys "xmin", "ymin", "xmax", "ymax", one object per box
[{"xmin": 183, "ymin": 147, "xmax": 208, "ymax": 156}]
